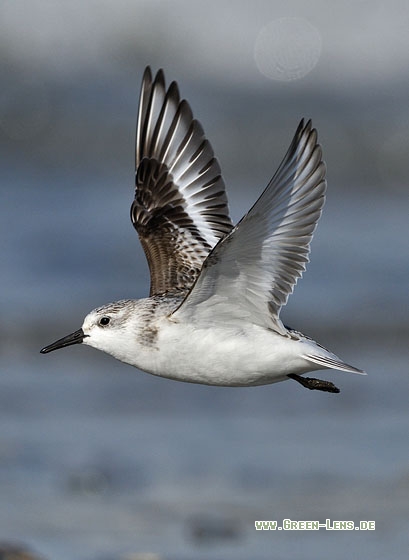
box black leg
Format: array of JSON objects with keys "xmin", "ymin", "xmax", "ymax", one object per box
[{"xmin": 287, "ymin": 373, "xmax": 340, "ymax": 393}]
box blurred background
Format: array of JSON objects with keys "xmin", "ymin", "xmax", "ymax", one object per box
[{"xmin": 1, "ymin": 1, "xmax": 408, "ymax": 559}]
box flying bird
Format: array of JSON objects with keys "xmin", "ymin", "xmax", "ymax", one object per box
[{"xmin": 41, "ymin": 67, "xmax": 365, "ymax": 392}]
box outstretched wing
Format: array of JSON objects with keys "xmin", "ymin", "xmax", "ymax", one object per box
[
  {"xmin": 131, "ymin": 67, "xmax": 233, "ymax": 296},
  {"xmin": 173, "ymin": 119, "xmax": 326, "ymax": 335}
]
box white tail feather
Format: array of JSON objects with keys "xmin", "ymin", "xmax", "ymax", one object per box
[{"xmin": 304, "ymin": 354, "xmax": 366, "ymax": 375}]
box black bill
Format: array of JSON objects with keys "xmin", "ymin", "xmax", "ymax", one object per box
[{"xmin": 40, "ymin": 328, "xmax": 87, "ymax": 354}]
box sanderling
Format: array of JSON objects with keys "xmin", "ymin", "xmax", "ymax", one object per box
[{"xmin": 41, "ymin": 66, "xmax": 365, "ymax": 392}]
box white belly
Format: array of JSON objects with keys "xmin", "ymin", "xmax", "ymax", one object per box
[{"xmin": 133, "ymin": 318, "xmax": 317, "ymax": 386}]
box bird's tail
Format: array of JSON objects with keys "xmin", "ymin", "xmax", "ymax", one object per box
[{"xmin": 304, "ymin": 353, "xmax": 366, "ymax": 375}]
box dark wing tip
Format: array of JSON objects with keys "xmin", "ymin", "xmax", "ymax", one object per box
[
  {"xmin": 154, "ymin": 68, "xmax": 165, "ymax": 88},
  {"xmin": 143, "ymin": 65, "xmax": 153, "ymax": 82},
  {"xmin": 167, "ymin": 80, "xmax": 181, "ymax": 105},
  {"xmin": 296, "ymin": 117, "xmax": 305, "ymax": 133}
]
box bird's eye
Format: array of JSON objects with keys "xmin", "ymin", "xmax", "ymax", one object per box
[{"xmin": 99, "ymin": 317, "xmax": 110, "ymax": 326}]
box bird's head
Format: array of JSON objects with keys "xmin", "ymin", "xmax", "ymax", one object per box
[{"xmin": 40, "ymin": 300, "xmax": 138, "ymax": 361}]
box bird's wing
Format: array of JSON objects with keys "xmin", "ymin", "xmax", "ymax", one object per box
[
  {"xmin": 172, "ymin": 120, "xmax": 326, "ymax": 335},
  {"xmin": 131, "ymin": 67, "xmax": 233, "ymax": 296}
]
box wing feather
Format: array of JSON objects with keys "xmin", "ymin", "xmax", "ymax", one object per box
[
  {"xmin": 173, "ymin": 119, "xmax": 326, "ymax": 334},
  {"xmin": 132, "ymin": 67, "xmax": 233, "ymax": 296}
]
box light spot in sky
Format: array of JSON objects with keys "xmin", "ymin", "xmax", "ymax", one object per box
[{"xmin": 254, "ymin": 17, "xmax": 322, "ymax": 82}]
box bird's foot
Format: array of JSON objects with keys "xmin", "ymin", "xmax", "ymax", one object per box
[{"xmin": 287, "ymin": 373, "xmax": 340, "ymax": 393}]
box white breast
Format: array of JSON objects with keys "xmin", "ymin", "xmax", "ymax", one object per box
[{"xmin": 132, "ymin": 318, "xmax": 315, "ymax": 387}]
